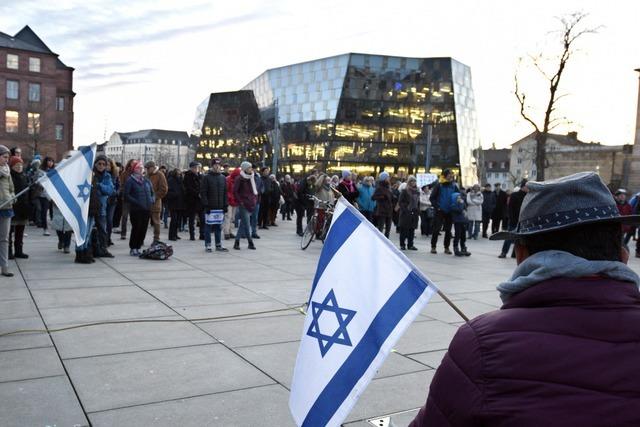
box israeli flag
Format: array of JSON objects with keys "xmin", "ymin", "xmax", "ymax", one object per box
[
  {"xmin": 290, "ymin": 197, "xmax": 437, "ymax": 427},
  {"xmin": 39, "ymin": 144, "xmax": 96, "ymax": 246}
]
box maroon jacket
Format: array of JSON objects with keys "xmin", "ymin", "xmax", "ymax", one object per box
[
  {"xmin": 410, "ymin": 276, "xmax": 640, "ymax": 426},
  {"xmin": 233, "ymin": 173, "xmax": 257, "ymax": 213}
]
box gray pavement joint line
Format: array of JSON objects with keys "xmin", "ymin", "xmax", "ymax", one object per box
[
  {"xmin": 84, "ymin": 382, "xmax": 282, "ymax": 416},
  {"xmin": 13, "ymin": 259, "xmax": 93, "ymax": 425},
  {"xmin": 0, "ymin": 373, "xmax": 66, "ymax": 385},
  {"xmin": 94, "ymin": 257, "xmax": 295, "ymax": 390},
  {"xmin": 0, "ymin": 344, "xmax": 53, "ymax": 353},
  {"xmin": 60, "ymin": 342, "xmax": 220, "ymax": 361}
]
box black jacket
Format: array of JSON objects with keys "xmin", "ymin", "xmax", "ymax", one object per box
[
  {"xmin": 507, "ymin": 189, "xmax": 527, "ymax": 228},
  {"xmin": 10, "ymin": 169, "xmax": 31, "ymax": 221},
  {"xmin": 183, "ymin": 170, "xmax": 201, "ymax": 208},
  {"xmin": 166, "ymin": 175, "xmax": 186, "ymax": 211},
  {"xmin": 200, "ymin": 171, "xmax": 228, "ymax": 211}
]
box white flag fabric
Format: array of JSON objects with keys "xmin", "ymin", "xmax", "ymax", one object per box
[
  {"xmin": 289, "ymin": 197, "xmax": 437, "ymax": 427},
  {"xmin": 39, "ymin": 144, "xmax": 96, "ymax": 246}
]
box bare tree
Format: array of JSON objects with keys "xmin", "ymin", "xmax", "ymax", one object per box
[{"xmin": 514, "ymin": 12, "xmax": 599, "ymax": 181}]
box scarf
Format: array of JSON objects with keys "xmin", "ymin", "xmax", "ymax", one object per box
[
  {"xmin": 131, "ymin": 172, "xmax": 143, "ymax": 184},
  {"xmin": 0, "ymin": 164, "xmax": 10, "ymax": 178},
  {"xmin": 240, "ymin": 170, "xmax": 258, "ymax": 195},
  {"xmin": 497, "ymin": 250, "xmax": 640, "ymax": 302},
  {"xmin": 342, "ymin": 179, "xmax": 356, "ymax": 193}
]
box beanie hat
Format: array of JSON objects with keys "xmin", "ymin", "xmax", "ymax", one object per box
[
  {"xmin": 0, "ymin": 145, "xmax": 10, "ymax": 156},
  {"xmin": 95, "ymin": 154, "xmax": 108, "ymax": 164},
  {"xmin": 189, "ymin": 161, "xmax": 201, "ymax": 168},
  {"xmin": 379, "ymin": 171, "xmax": 389, "ymax": 181},
  {"xmin": 342, "ymin": 169, "xmax": 351, "ymax": 179},
  {"xmin": 240, "ymin": 161, "xmax": 252, "ymax": 172},
  {"xmin": 144, "ymin": 160, "xmax": 156, "ymax": 169},
  {"xmin": 9, "ymin": 156, "xmax": 23, "ymax": 168}
]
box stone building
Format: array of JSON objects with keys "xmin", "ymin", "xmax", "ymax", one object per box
[
  {"xmin": 105, "ymin": 129, "xmax": 194, "ymax": 169},
  {"xmin": 0, "ymin": 25, "xmax": 74, "ymax": 160},
  {"xmin": 482, "ymin": 147, "xmax": 511, "ymax": 189}
]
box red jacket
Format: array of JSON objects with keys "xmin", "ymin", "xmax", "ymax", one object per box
[
  {"xmin": 410, "ymin": 277, "xmax": 640, "ymax": 426},
  {"xmin": 226, "ymin": 167, "xmax": 240, "ymax": 207},
  {"xmin": 617, "ymin": 201, "xmax": 633, "ymax": 233}
]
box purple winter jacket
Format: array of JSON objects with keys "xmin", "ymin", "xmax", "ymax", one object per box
[
  {"xmin": 410, "ymin": 276, "xmax": 640, "ymax": 427},
  {"xmin": 233, "ymin": 174, "xmax": 257, "ymax": 213}
]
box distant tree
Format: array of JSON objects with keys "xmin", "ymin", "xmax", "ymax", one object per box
[{"xmin": 514, "ymin": 12, "xmax": 599, "ymax": 181}]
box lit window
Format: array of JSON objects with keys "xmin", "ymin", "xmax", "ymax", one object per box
[
  {"xmin": 6, "ymin": 54, "xmax": 18, "ymax": 69},
  {"xmin": 55, "ymin": 124, "xmax": 63, "ymax": 141},
  {"xmin": 6, "ymin": 80, "xmax": 18, "ymax": 100},
  {"xmin": 29, "ymin": 57, "xmax": 40, "ymax": 72},
  {"xmin": 27, "ymin": 112, "xmax": 40, "ymax": 135},
  {"xmin": 5, "ymin": 111, "xmax": 19, "ymax": 133},
  {"xmin": 56, "ymin": 96, "xmax": 64, "ymax": 111},
  {"xmin": 28, "ymin": 83, "xmax": 40, "ymax": 102}
]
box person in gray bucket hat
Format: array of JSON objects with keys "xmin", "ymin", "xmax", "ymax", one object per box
[{"xmin": 410, "ymin": 171, "xmax": 640, "ymax": 426}]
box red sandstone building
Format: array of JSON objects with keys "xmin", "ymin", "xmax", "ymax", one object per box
[{"xmin": 0, "ymin": 25, "xmax": 73, "ymax": 160}]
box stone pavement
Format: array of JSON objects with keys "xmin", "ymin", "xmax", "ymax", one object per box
[{"xmin": 1, "ymin": 220, "xmax": 639, "ymax": 426}]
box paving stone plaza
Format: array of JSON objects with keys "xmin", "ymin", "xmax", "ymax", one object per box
[{"xmin": 2, "ymin": 220, "xmax": 639, "ymax": 426}]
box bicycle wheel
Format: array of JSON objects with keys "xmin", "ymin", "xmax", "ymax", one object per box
[
  {"xmin": 301, "ymin": 216, "xmax": 316, "ymax": 250},
  {"xmin": 319, "ymin": 215, "xmax": 332, "ymax": 242}
]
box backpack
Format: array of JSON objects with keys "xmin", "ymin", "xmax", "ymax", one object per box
[{"xmin": 139, "ymin": 241, "xmax": 173, "ymax": 260}]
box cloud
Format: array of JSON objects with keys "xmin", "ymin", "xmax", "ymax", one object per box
[
  {"xmin": 79, "ymin": 79, "xmax": 149, "ymax": 92},
  {"xmin": 75, "ymin": 66, "xmax": 155, "ymax": 80}
]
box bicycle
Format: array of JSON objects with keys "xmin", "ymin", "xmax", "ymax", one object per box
[{"xmin": 301, "ymin": 195, "xmax": 335, "ymax": 250}]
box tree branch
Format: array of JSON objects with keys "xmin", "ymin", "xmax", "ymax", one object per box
[{"xmin": 514, "ymin": 74, "xmax": 540, "ymax": 133}]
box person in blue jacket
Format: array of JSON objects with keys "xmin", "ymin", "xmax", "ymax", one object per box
[
  {"xmin": 357, "ymin": 176, "xmax": 376, "ymax": 223},
  {"xmin": 91, "ymin": 155, "xmax": 115, "ymax": 258},
  {"xmin": 429, "ymin": 169, "xmax": 459, "ymax": 254}
]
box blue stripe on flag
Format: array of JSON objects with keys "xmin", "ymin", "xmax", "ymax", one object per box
[
  {"xmin": 308, "ymin": 207, "xmax": 361, "ymax": 304},
  {"xmin": 302, "ymin": 270, "xmax": 428, "ymax": 427},
  {"xmin": 80, "ymin": 145, "xmax": 94, "ymax": 168},
  {"xmin": 48, "ymin": 170, "xmax": 87, "ymax": 238}
]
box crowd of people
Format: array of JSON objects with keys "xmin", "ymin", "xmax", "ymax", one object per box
[{"xmin": 0, "ymin": 145, "xmax": 637, "ymax": 276}]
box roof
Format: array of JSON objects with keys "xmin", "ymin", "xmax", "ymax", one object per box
[
  {"xmin": 0, "ymin": 25, "xmax": 71, "ymax": 69},
  {"xmin": 117, "ymin": 129, "xmax": 190, "ymax": 143},
  {"xmin": 483, "ymin": 148, "xmax": 510, "ymax": 162},
  {"xmin": 512, "ymin": 131, "xmax": 596, "ymax": 147}
]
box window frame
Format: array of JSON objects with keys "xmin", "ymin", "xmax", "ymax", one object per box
[
  {"xmin": 55, "ymin": 124, "xmax": 64, "ymax": 141},
  {"xmin": 6, "ymin": 80, "xmax": 19, "ymax": 100},
  {"xmin": 6, "ymin": 54, "xmax": 18, "ymax": 70},
  {"xmin": 28, "ymin": 57, "xmax": 41, "ymax": 73},
  {"xmin": 28, "ymin": 83, "xmax": 41, "ymax": 102},
  {"xmin": 27, "ymin": 112, "xmax": 40, "ymax": 135},
  {"xmin": 5, "ymin": 110, "xmax": 19, "ymax": 133},
  {"xmin": 56, "ymin": 96, "xmax": 65, "ymax": 111}
]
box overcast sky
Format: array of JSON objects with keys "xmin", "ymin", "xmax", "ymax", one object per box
[{"xmin": 2, "ymin": 0, "xmax": 639, "ymax": 149}]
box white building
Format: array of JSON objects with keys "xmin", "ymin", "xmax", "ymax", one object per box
[
  {"xmin": 105, "ymin": 129, "xmax": 195, "ymax": 169},
  {"xmin": 482, "ymin": 147, "xmax": 512, "ymax": 189}
]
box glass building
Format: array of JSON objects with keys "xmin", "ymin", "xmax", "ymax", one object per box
[{"xmin": 194, "ymin": 53, "xmax": 480, "ymax": 185}]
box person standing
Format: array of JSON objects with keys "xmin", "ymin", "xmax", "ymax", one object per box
[
  {"xmin": 224, "ymin": 167, "xmax": 239, "ymax": 240},
  {"xmin": 481, "ymin": 183, "xmax": 496, "ymax": 238},
  {"xmin": 337, "ymin": 170, "xmax": 359, "ymax": 205},
  {"xmin": 419, "ymin": 184, "xmax": 432, "ymax": 236},
  {"xmin": 145, "ymin": 161, "xmax": 167, "ymax": 242},
  {"xmin": 491, "ymin": 182, "xmax": 508, "ymax": 234},
  {"xmin": 258, "ymin": 167, "xmax": 272, "ymax": 230},
  {"xmin": 184, "ymin": 161, "xmax": 204, "ymax": 241},
  {"xmin": 200, "ymin": 159, "xmax": 228, "ymax": 252},
  {"xmin": 0, "ymin": 146, "xmax": 15, "ymax": 276},
  {"xmin": 37, "ymin": 157, "xmax": 55, "ymax": 236},
  {"xmin": 166, "ymin": 169, "xmax": 186, "ymax": 241},
  {"xmin": 119, "ymin": 159, "xmax": 135, "ymax": 240},
  {"xmin": 91, "ymin": 155, "xmax": 115, "ymax": 258},
  {"xmin": 357, "ymin": 176, "xmax": 376, "ymax": 223},
  {"xmin": 268, "ymin": 174, "xmax": 281, "ymax": 226},
  {"xmin": 124, "ymin": 161, "xmax": 154, "ymax": 256},
  {"xmin": 466, "ymin": 184, "xmax": 484, "ymax": 240},
  {"xmin": 499, "ymin": 180, "xmax": 529, "ymax": 258},
  {"xmin": 372, "ymin": 172, "xmax": 393, "ymax": 238},
  {"xmin": 105, "ymin": 159, "xmax": 119, "ymax": 246},
  {"xmin": 429, "ymin": 169, "xmax": 459, "ymax": 254},
  {"xmin": 9, "ymin": 156, "xmax": 29, "ymax": 259},
  {"xmin": 615, "ymin": 189, "xmax": 634, "ymax": 246},
  {"xmin": 281, "ymin": 174, "xmax": 295, "ymax": 221},
  {"xmin": 398, "ymin": 176, "xmax": 420, "ymax": 251},
  {"xmin": 233, "ymin": 161, "xmax": 257, "ymax": 250},
  {"xmin": 294, "ymin": 174, "xmax": 316, "ymax": 236},
  {"xmin": 451, "ymin": 191, "xmax": 471, "ymax": 256}
]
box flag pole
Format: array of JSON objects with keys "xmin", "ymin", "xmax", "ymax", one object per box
[
  {"xmin": 0, "ymin": 185, "xmax": 32, "ymax": 210},
  {"xmin": 329, "ymin": 183, "xmax": 469, "ymax": 322}
]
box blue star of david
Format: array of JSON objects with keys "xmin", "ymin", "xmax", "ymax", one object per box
[
  {"xmin": 306, "ymin": 289, "xmax": 356, "ymax": 357},
  {"xmin": 77, "ymin": 181, "xmax": 92, "ymax": 202}
]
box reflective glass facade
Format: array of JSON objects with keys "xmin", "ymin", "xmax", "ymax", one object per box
[{"xmin": 194, "ymin": 54, "xmax": 480, "ymax": 185}]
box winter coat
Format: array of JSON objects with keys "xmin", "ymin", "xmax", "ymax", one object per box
[
  {"xmin": 337, "ymin": 180, "xmax": 359, "ymax": 206},
  {"xmin": 183, "ymin": 170, "xmax": 201, "ymax": 210},
  {"xmin": 450, "ymin": 192, "xmax": 467, "ymax": 223},
  {"xmin": 124, "ymin": 176, "xmax": 155, "ymax": 212},
  {"xmin": 200, "ymin": 171, "xmax": 228, "ymax": 211},
  {"xmin": 0, "ymin": 168, "xmax": 15, "ymax": 212},
  {"xmin": 147, "ymin": 169, "xmax": 168, "ymax": 213},
  {"xmin": 233, "ymin": 173, "xmax": 257, "ymax": 213},
  {"xmin": 296, "ymin": 176, "xmax": 316, "ymax": 209},
  {"xmin": 506, "ymin": 189, "xmax": 527, "ymax": 230},
  {"xmin": 466, "ymin": 191, "xmax": 483, "ymax": 222},
  {"xmin": 51, "ymin": 203, "xmax": 72, "ymax": 232},
  {"xmin": 91, "ymin": 170, "xmax": 114, "ymax": 217},
  {"xmin": 492, "ymin": 189, "xmax": 508, "ymax": 219},
  {"xmin": 481, "ymin": 189, "xmax": 496, "ymax": 214},
  {"xmin": 419, "ymin": 189, "xmax": 431, "ymax": 212},
  {"xmin": 429, "ymin": 179, "xmax": 459, "ymax": 213},
  {"xmin": 398, "ymin": 186, "xmax": 420, "ymax": 229},
  {"xmin": 226, "ymin": 168, "xmax": 240, "ymax": 207},
  {"xmin": 410, "ymin": 276, "xmax": 640, "ymax": 427},
  {"xmin": 281, "ymin": 182, "xmax": 295, "ymax": 203},
  {"xmin": 372, "ymin": 181, "xmax": 393, "ymax": 218},
  {"xmin": 617, "ymin": 201, "xmax": 634, "ymax": 233},
  {"xmin": 166, "ymin": 175, "xmax": 186, "ymax": 211},
  {"xmin": 357, "ymin": 183, "xmax": 376, "ymax": 213},
  {"xmin": 10, "ymin": 169, "xmax": 30, "ymax": 222},
  {"xmin": 269, "ymin": 181, "xmax": 281, "ymax": 208}
]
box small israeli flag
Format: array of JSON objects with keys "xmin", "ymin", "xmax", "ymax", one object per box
[
  {"xmin": 290, "ymin": 197, "xmax": 437, "ymax": 427},
  {"xmin": 39, "ymin": 144, "xmax": 96, "ymax": 246}
]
